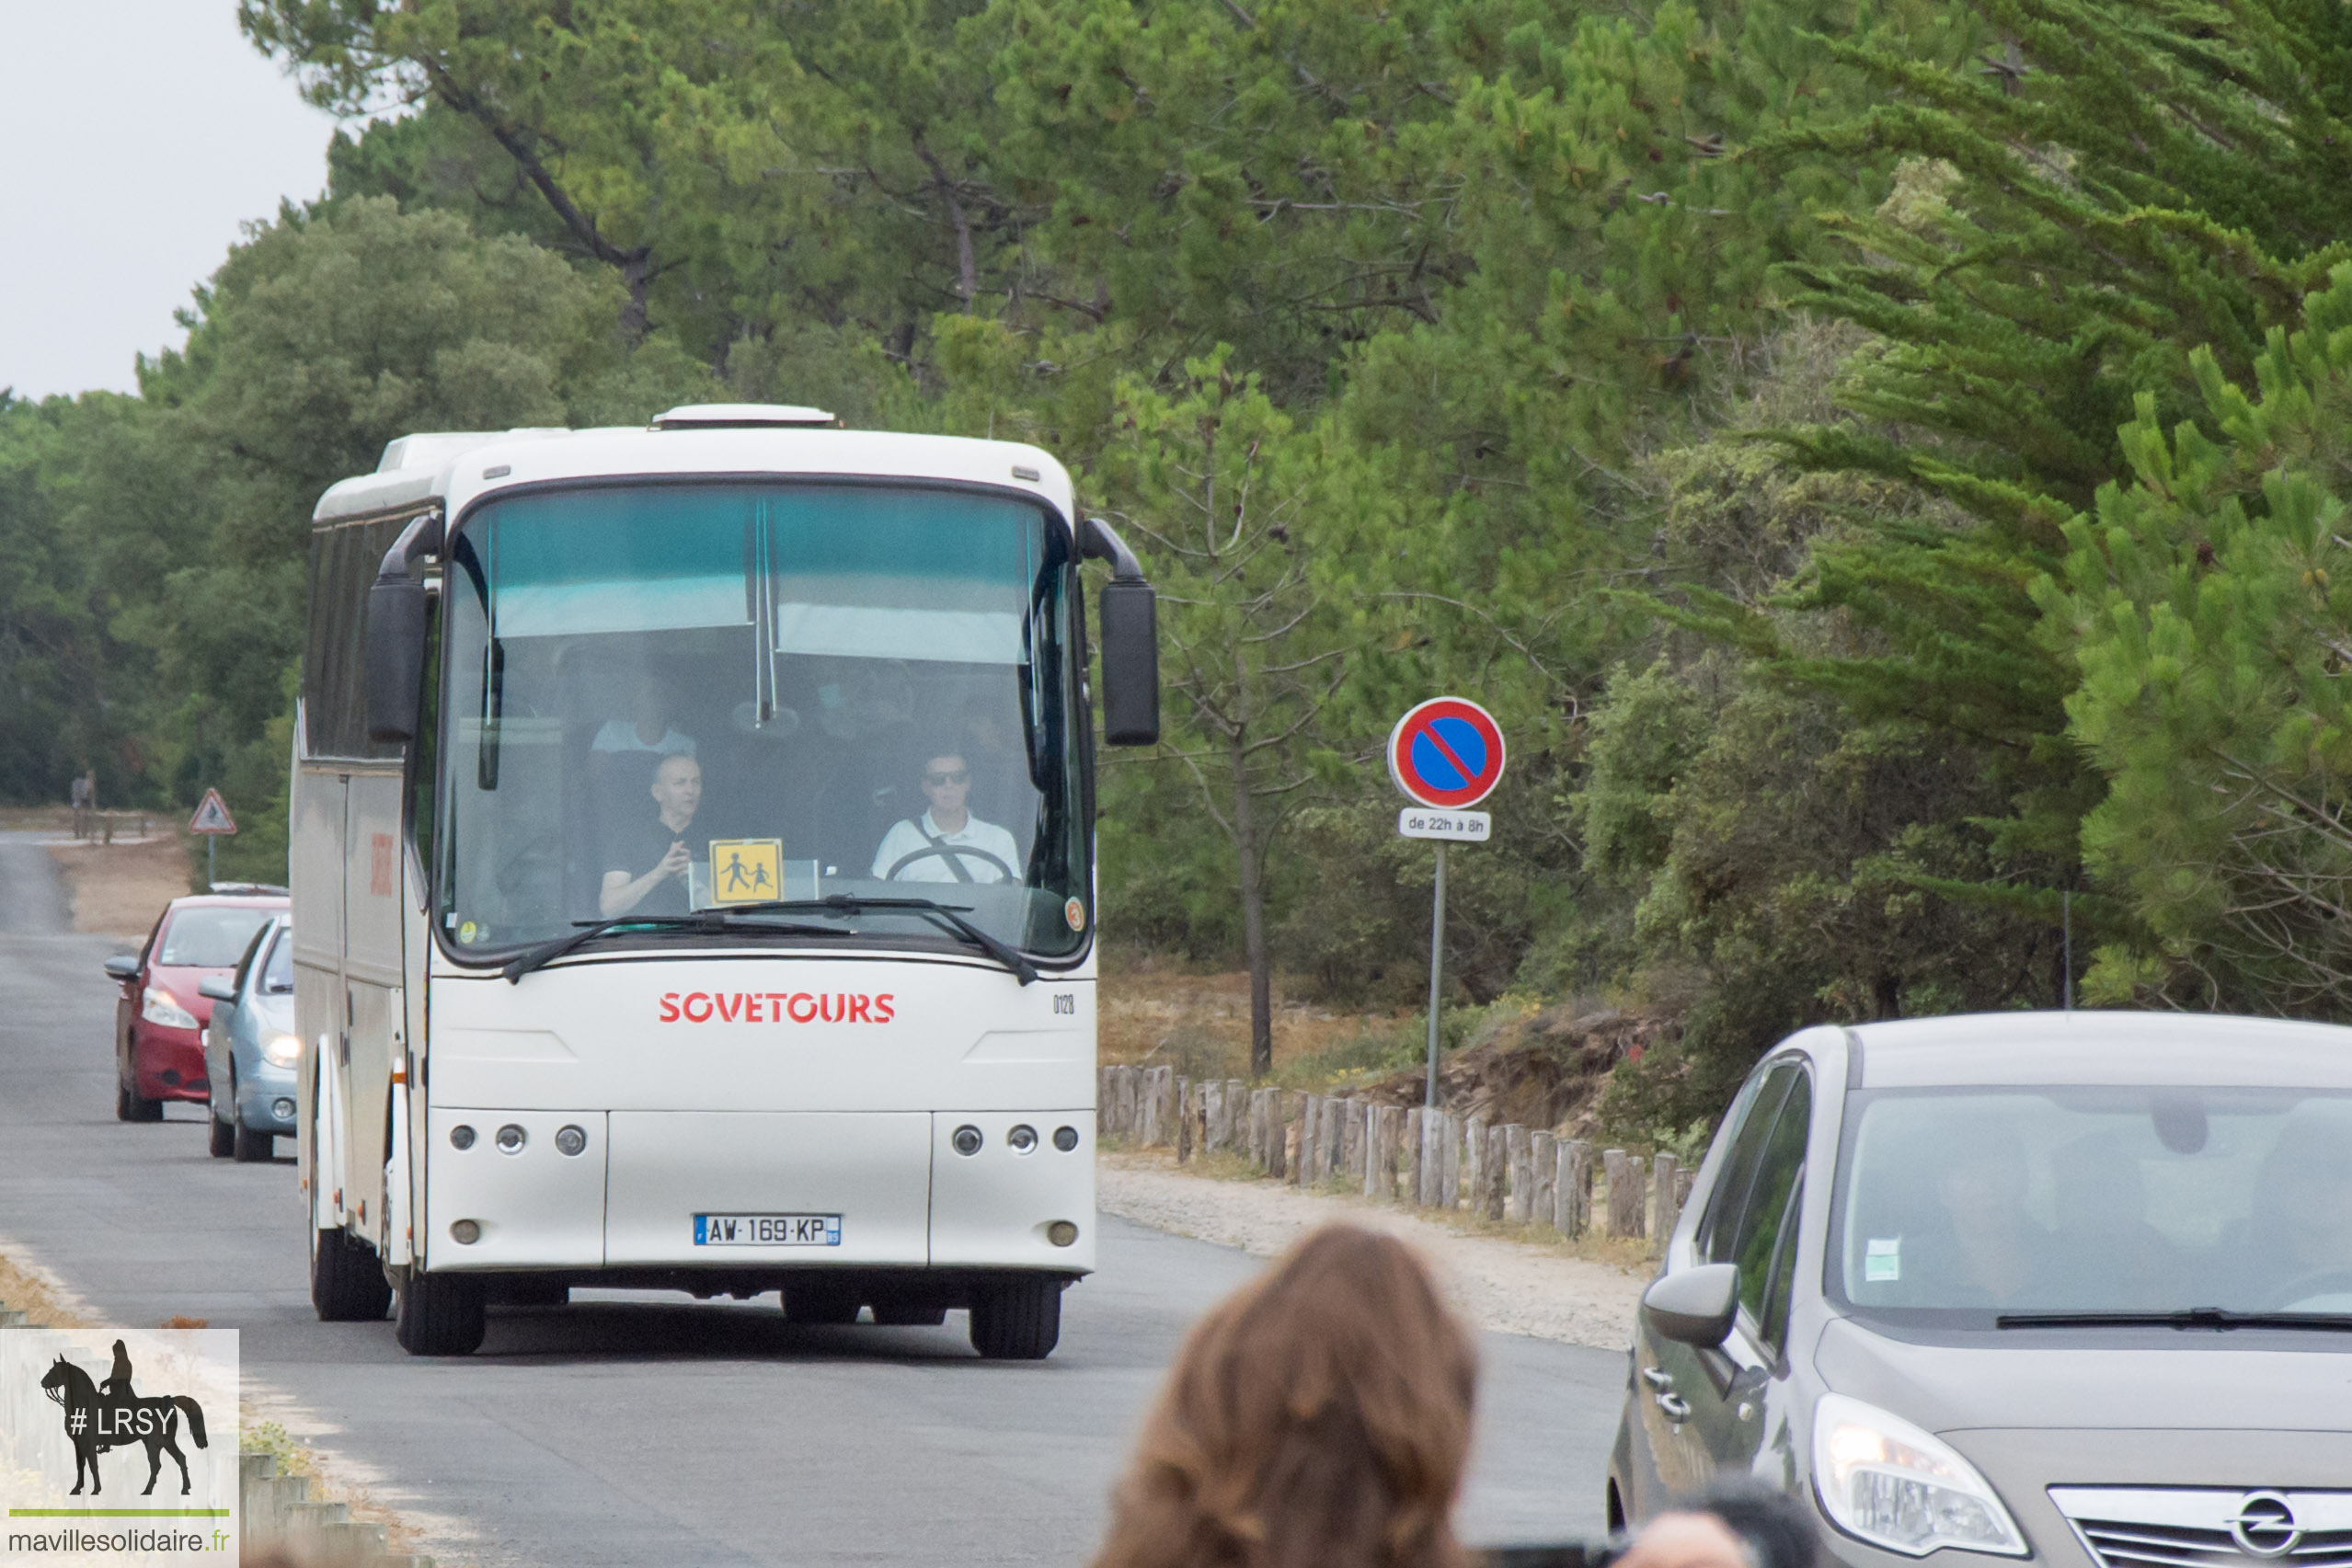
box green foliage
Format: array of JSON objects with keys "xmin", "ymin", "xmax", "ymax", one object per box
[
  {"xmin": 24, "ymin": 0, "xmax": 2343, "ymax": 1125},
  {"xmin": 1750, "ymin": 0, "xmax": 2352, "ymax": 915},
  {"xmin": 2045, "ymin": 264, "xmax": 2352, "ymax": 1012}
]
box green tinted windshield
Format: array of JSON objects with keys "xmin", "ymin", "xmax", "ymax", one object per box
[
  {"xmin": 435, "ymin": 483, "xmax": 1088, "ymax": 959},
  {"xmin": 1831, "ymin": 1088, "xmax": 2352, "ymax": 1321}
]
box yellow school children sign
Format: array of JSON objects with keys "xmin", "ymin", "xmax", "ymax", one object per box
[{"xmin": 708, "ymin": 839, "xmax": 784, "ymax": 903}]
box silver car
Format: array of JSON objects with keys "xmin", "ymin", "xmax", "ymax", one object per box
[
  {"xmin": 200, "ymin": 915, "xmax": 299, "ymax": 1162},
  {"xmin": 1609, "ymin": 1012, "xmax": 2352, "ymax": 1566}
]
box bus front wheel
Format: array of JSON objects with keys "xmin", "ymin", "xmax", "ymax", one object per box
[
  {"xmin": 968, "ymin": 1275, "xmax": 1062, "ymax": 1360},
  {"xmin": 396, "ymin": 1271, "xmax": 486, "ymax": 1356}
]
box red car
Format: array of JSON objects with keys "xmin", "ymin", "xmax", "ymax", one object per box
[{"xmin": 108, "ymin": 887, "xmax": 287, "ymax": 1122}]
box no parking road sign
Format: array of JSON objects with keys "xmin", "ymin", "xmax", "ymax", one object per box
[
  {"xmin": 1387, "ymin": 696, "xmax": 1506, "ymax": 810},
  {"xmin": 1386, "ymin": 696, "xmax": 1506, "ymax": 1108}
]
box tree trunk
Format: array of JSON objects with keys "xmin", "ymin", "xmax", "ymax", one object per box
[
  {"xmin": 1228, "ymin": 727, "xmax": 1273, "ymax": 1075},
  {"xmin": 618, "ymin": 253, "xmax": 654, "ymax": 347}
]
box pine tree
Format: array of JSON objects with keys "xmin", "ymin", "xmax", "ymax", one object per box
[
  {"xmin": 2043, "ymin": 263, "xmax": 2352, "ymax": 1012},
  {"xmin": 1727, "ymin": 0, "xmax": 2352, "ymax": 947}
]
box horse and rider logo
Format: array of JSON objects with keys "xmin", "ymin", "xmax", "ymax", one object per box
[{"xmin": 37, "ymin": 1339, "xmax": 211, "ymax": 1495}]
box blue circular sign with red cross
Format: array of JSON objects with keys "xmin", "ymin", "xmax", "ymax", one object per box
[{"xmin": 1387, "ymin": 697, "xmax": 1506, "ymax": 809}]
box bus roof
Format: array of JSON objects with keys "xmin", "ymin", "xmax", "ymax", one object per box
[{"xmin": 312, "ymin": 408, "xmax": 1079, "ymax": 532}]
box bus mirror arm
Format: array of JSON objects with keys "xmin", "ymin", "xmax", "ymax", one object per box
[
  {"xmin": 366, "ymin": 510, "xmax": 444, "ymax": 746},
  {"xmin": 1082, "ymin": 518, "xmax": 1160, "ymax": 748}
]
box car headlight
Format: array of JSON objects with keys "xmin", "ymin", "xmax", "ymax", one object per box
[
  {"xmin": 1812, "ymin": 1392, "xmax": 2028, "ymax": 1557},
  {"xmin": 141, "ymin": 987, "xmax": 199, "ymax": 1029},
  {"xmin": 261, "ymin": 1034, "xmax": 302, "ymax": 1068}
]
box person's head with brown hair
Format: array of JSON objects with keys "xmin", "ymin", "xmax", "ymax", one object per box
[{"xmin": 1093, "ymin": 1224, "xmax": 1479, "ymax": 1568}]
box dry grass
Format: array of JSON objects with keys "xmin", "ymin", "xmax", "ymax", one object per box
[
  {"xmin": 0, "ymin": 1249, "xmax": 85, "ymax": 1327},
  {"xmin": 50, "ymin": 832, "xmax": 195, "ymax": 944},
  {"xmin": 1099, "ymin": 957, "xmax": 1414, "ymax": 1082}
]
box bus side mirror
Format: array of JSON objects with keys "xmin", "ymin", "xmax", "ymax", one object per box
[
  {"xmin": 367, "ymin": 577, "xmax": 427, "ymax": 745},
  {"xmin": 1082, "ymin": 518, "xmax": 1159, "ymax": 748},
  {"xmin": 1098, "ymin": 581, "xmax": 1159, "ymax": 746},
  {"xmin": 366, "ymin": 512, "xmax": 442, "ymax": 746}
]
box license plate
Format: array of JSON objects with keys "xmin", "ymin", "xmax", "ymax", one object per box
[{"xmin": 694, "ymin": 1213, "xmax": 841, "ymax": 1247}]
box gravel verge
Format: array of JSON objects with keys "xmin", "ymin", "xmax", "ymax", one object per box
[{"xmin": 1096, "ymin": 1150, "xmax": 1646, "ymax": 1350}]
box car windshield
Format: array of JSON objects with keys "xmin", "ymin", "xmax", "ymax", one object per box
[
  {"xmin": 1832, "ymin": 1088, "xmax": 2352, "ymax": 1321},
  {"xmin": 435, "ymin": 482, "xmax": 1088, "ymax": 961},
  {"xmin": 260, "ymin": 929, "xmax": 294, "ymax": 994},
  {"xmin": 157, "ymin": 907, "xmax": 277, "ymax": 968}
]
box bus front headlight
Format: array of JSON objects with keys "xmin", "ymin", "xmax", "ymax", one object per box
[
  {"xmin": 1812, "ymin": 1392, "xmax": 2028, "ymax": 1557},
  {"xmin": 261, "ymin": 1034, "xmax": 302, "ymax": 1067},
  {"xmin": 142, "ymin": 987, "xmax": 199, "ymax": 1029}
]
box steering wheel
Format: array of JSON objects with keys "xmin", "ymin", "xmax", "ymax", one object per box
[
  {"xmin": 2265, "ymin": 1267, "xmax": 2352, "ymax": 1311},
  {"xmin": 884, "ymin": 845, "xmax": 1019, "ymax": 883}
]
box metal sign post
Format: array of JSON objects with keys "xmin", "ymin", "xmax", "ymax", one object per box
[
  {"xmin": 189, "ymin": 789, "xmax": 237, "ymax": 889},
  {"xmin": 1386, "ymin": 699, "xmax": 1506, "ymax": 1108}
]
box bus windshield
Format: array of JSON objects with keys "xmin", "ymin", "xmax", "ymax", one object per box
[{"xmin": 435, "ymin": 482, "xmax": 1089, "ymax": 962}]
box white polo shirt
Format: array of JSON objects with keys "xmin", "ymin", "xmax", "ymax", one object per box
[{"xmin": 871, "ymin": 811, "xmax": 1023, "ymax": 884}]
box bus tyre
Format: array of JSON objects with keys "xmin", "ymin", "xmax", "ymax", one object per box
[
  {"xmin": 208, "ymin": 1112, "xmax": 235, "ymax": 1158},
  {"xmin": 396, "ymin": 1271, "xmax": 487, "ymax": 1356},
  {"xmin": 310, "ymin": 1225, "xmax": 393, "ymax": 1322},
  {"xmin": 968, "ymin": 1276, "xmax": 1061, "ymax": 1360}
]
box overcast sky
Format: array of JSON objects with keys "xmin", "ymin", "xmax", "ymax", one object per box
[{"xmin": 2, "ymin": 3, "xmax": 347, "ymax": 399}]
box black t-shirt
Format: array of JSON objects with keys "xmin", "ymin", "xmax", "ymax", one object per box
[{"xmin": 606, "ymin": 813, "xmax": 702, "ymax": 917}]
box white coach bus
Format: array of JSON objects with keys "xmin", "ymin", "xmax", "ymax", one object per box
[{"xmin": 293, "ymin": 403, "xmax": 1158, "ymax": 1357}]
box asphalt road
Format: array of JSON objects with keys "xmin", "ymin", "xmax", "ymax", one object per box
[{"xmin": 0, "ymin": 834, "xmax": 1625, "ymax": 1567}]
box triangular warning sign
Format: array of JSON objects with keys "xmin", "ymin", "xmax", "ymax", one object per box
[{"xmin": 188, "ymin": 789, "xmax": 237, "ymax": 836}]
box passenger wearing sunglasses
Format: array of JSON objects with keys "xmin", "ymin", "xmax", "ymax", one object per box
[{"xmin": 871, "ymin": 750, "xmax": 1023, "ymax": 884}]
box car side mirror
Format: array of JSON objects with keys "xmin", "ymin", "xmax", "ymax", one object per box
[
  {"xmin": 198, "ymin": 977, "xmax": 237, "ymax": 1003},
  {"xmin": 1081, "ymin": 518, "xmax": 1159, "ymax": 747},
  {"xmin": 103, "ymin": 955, "xmax": 139, "ymax": 982},
  {"xmin": 367, "ymin": 511, "xmax": 442, "ymax": 745},
  {"xmin": 1641, "ymin": 1262, "xmax": 1739, "ymax": 1348}
]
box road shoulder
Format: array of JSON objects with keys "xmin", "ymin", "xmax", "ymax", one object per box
[{"xmin": 1096, "ymin": 1150, "xmax": 1645, "ymax": 1350}]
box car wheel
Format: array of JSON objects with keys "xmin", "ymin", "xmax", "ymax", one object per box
[
  {"xmin": 122, "ymin": 1082, "xmax": 163, "ymax": 1123},
  {"xmin": 116, "ymin": 1081, "xmax": 134, "ymax": 1122},
  {"xmin": 208, "ymin": 1111, "xmax": 235, "ymax": 1158},
  {"xmin": 968, "ymin": 1275, "xmax": 1062, "ymax": 1360},
  {"xmin": 233, "ymin": 1120, "xmax": 272, "ymax": 1162},
  {"xmin": 395, "ymin": 1271, "xmax": 487, "ymax": 1356},
  {"xmin": 309, "ymin": 1222, "xmax": 392, "ymax": 1322}
]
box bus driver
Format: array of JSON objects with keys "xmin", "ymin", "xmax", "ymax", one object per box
[
  {"xmin": 873, "ymin": 750, "xmax": 1021, "ymax": 884},
  {"xmin": 602, "ymin": 752, "xmax": 706, "ymax": 917}
]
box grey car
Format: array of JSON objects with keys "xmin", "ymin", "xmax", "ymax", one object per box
[
  {"xmin": 200, "ymin": 915, "xmax": 298, "ymax": 1162},
  {"xmin": 1609, "ymin": 1011, "xmax": 2352, "ymax": 1567}
]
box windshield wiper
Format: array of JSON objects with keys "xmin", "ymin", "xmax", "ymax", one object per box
[
  {"xmin": 500, "ymin": 907, "xmax": 840, "ymax": 983},
  {"xmin": 1996, "ymin": 1308, "xmax": 2352, "ymax": 1332},
  {"xmin": 751, "ymin": 895, "xmax": 1040, "ymax": 985}
]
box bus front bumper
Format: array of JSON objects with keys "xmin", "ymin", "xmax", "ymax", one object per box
[{"xmin": 419, "ymin": 1108, "xmax": 1096, "ymax": 1276}]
